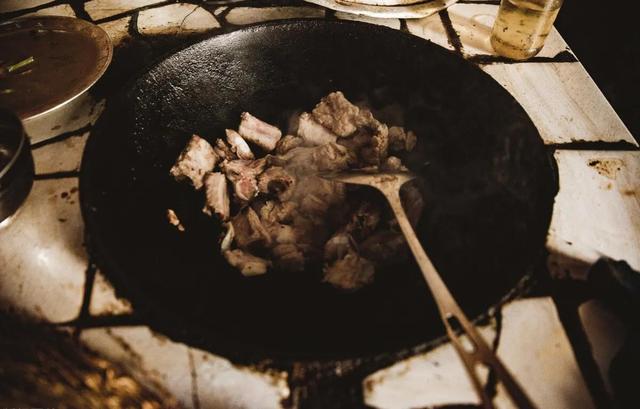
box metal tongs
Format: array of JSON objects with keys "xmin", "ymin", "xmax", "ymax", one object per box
[{"xmin": 321, "ymin": 171, "xmax": 537, "ymax": 409}]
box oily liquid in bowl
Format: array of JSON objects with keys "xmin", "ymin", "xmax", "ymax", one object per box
[{"xmin": 490, "ymin": 0, "xmax": 562, "ymax": 60}]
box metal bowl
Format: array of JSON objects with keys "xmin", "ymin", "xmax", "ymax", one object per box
[{"xmin": 0, "ymin": 110, "xmax": 34, "ymax": 223}]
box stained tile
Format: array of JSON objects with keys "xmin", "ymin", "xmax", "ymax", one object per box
[
  {"xmin": 364, "ymin": 326, "xmax": 496, "ymax": 408},
  {"xmin": 85, "ymin": 0, "xmax": 162, "ymax": 20},
  {"xmin": 334, "ymin": 12, "xmax": 401, "ymax": 30},
  {"xmin": 225, "ymin": 7, "xmax": 325, "ymax": 25},
  {"xmin": 482, "ymin": 63, "xmax": 636, "ymax": 144},
  {"xmin": 493, "ymin": 297, "xmax": 595, "ymax": 409},
  {"xmin": 32, "ymin": 131, "xmax": 88, "ymax": 174},
  {"xmin": 547, "ymin": 151, "xmax": 640, "ymax": 279},
  {"xmin": 406, "ymin": 13, "xmax": 454, "ymax": 51},
  {"xmin": 89, "ymin": 270, "xmax": 134, "ymax": 316},
  {"xmin": 191, "ymin": 348, "xmax": 289, "ymax": 409},
  {"xmin": 138, "ymin": 3, "xmax": 219, "ymax": 35},
  {"xmin": 447, "ymin": 3, "xmax": 569, "ymax": 58},
  {"xmin": 0, "ymin": 179, "xmax": 85, "ymax": 322},
  {"xmin": 24, "ymin": 4, "xmax": 76, "ymax": 18},
  {"xmin": 81, "ymin": 326, "xmax": 193, "ymax": 407},
  {"xmin": 99, "ymin": 16, "xmax": 131, "ymax": 47}
]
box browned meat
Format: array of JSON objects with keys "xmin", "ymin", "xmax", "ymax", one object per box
[
  {"xmin": 272, "ymin": 244, "xmax": 305, "ymax": 272},
  {"xmin": 266, "ymin": 222, "xmax": 297, "ymax": 245},
  {"xmin": 292, "ymin": 176, "xmax": 346, "ymax": 218},
  {"xmin": 255, "ymin": 200, "xmax": 297, "ymax": 225},
  {"xmin": 359, "ymin": 118, "xmax": 389, "ymax": 166},
  {"xmin": 388, "ymin": 126, "xmax": 417, "ymax": 152},
  {"xmin": 360, "ymin": 230, "xmax": 408, "ymax": 264},
  {"xmin": 296, "ymin": 112, "xmax": 338, "ymax": 146},
  {"xmin": 221, "ymin": 159, "xmax": 266, "ymax": 201},
  {"xmin": 202, "ymin": 172, "xmax": 230, "ymax": 221},
  {"xmin": 213, "ymin": 139, "xmax": 237, "ymax": 161},
  {"xmin": 166, "ymin": 209, "xmax": 185, "ymax": 232},
  {"xmin": 223, "ymin": 249, "xmax": 270, "ymax": 276},
  {"xmin": 381, "ymin": 156, "xmax": 408, "ymax": 172},
  {"xmin": 311, "ymin": 91, "xmax": 361, "ymax": 137},
  {"xmin": 275, "ymin": 134, "xmax": 304, "ymax": 155},
  {"xmin": 225, "ymin": 129, "xmax": 254, "ymax": 160},
  {"xmin": 323, "ymin": 251, "xmax": 375, "ymax": 291},
  {"xmin": 257, "ymin": 166, "xmax": 295, "ymax": 200},
  {"xmin": 344, "ymin": 201, "xmax": 382, "ymax": 240},
  {"xmin": 275, "ymin": 143, "xmax": 349, "ymax": 175},
  {"xmin": 170, "ymin": 135, "xmax": 218, "ymax": 189},
  {"xmin": 231, "ymin": 206, "xmax": 271, "ymax": 249},
  {"xmin": 238, "ymin": 112, "xmax": 282, "ymax": 152},
  {"xmin": 324, "ymin": 232, "xmax": 356, "ymax": 261}
]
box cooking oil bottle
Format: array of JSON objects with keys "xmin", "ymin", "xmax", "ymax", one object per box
[{"xmin": 490, "ymin": 0, "xmax": 564, "ymax": 60}]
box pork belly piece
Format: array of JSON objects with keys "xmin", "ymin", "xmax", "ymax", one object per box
[
  {"xmin": 311, "ymin": 91, "xmax": 361, "ymax": 137},
  {"xmin": 257, "ymin": 166, "xmax": 295, "ymax": 200},
  {"xmin": 275, "ymin": 143, "xmax": 350, "ymax": 175},
  {"xmin": 238, "ymin": 112, "xmax": 282, "ymax": 152},
  {"xmin": 170, "ymin": 135, "xmax": 218, "ymax": 189},
  {"xmin": 223, "ymin": 249, "xmax": 270, "ymax": 276},
  {"xmin": 231, "ymin": 206, "xmax": 271, "ymax": 249},
  {"xmin": 255, "ymin": 200, "xmax": 297, "ymax": 225},
  {"xmin": 296, "ymin": 112, "xmax": 338, "ymax": 146},
  {"xmin": 221, "ymin": 159, "xmax": 266, "ymax": 201},
  {"xmin": 166, "ymin": 209, "xmax": 185, "ymax": 232},
  {"xmin": 266, "ymin": 222, "xmax": 297, "ymax": 245},
  {"xmin": 225, "ymin": 129, "xmax": 254, "ymax": 160},
  {"xmin": 324, "ymin": 232, "xmax": 356, "ymax": 261},
  {"xmin": 272, "ymin": 244, "xmax": 305, "ymax": 272},
  {"xmin": 275, "ymin": 134, "xmax": 304, "ymax": 155},
  {"xmin": 381, "ymin": 156, "xmax": 408, "ymax": 172},
  {"xmin": 344, "ymin": 201, "xmax": 382, "ymax": 240},
  {"xmin": 292, "ymin": 176, "xmax": 346, "ymax": 218},
  {"xmin": 359, "ymin": 119, "xmax": 389, "ymax": 166},
  {"xmin": 360, "ymin": 230, "xmax": 408, "ymax": 264},
  {"xmin": 323, "ymin": 251, "xmax": 375, "ymax": 291},
  {"xmin": 388, "ymin": 126, "xmax": 417, "ymax": 152},
  {"xmin": 213, "ymin": 139, "xmax": 237, "ymax": 161},
  {"xmin": 202, "ymin": 172, "xmax": 230, "ymax": 221}
]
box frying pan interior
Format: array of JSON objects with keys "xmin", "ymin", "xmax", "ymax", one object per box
[{"xmin": 81, "ymin": 20, "xmax": 557, "ymax": 360}]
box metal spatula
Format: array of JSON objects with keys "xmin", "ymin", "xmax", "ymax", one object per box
[{"xmin": 321, "ymin": 170, "xmax": 537, "ymax": 409}]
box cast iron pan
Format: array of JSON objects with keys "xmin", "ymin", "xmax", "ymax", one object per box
[{"xmin": 80, "ymin": 20, "xmax": 557, "ymax": 362}]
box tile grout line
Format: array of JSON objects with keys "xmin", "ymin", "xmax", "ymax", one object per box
[{"xmin": 439, "ymin": 9, "xmax": 465, "ymax": 56}]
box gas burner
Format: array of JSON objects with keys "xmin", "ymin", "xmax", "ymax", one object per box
[{"xmin": 305, "ymin": 0, "xmax": 459, "ymax": 18}]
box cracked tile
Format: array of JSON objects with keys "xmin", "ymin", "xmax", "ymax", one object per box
[
  {"xmin": 334, "ymin": 12, "xmax": 400, "ymax": 30},
  {"xmin": 225, "ymin": 7, "xmax": 325, "ymax": 25},
  {"xmin": 364, "ymin": 325, "xmax": 496, "ymax": 408},
  {"xmin": 0, "ymin": 179, "xmax": 85, "ymax": 322},
  {"xmin": 494, "ymin": 297, "xmax": 595, "ymax": 409},
  {"xmin": 32, "ymin": 131, "xmax": 88, "ymax": 174},
  {"xmin": 547, "ymin": 151, "xmax": 640, "ymax": 279},
  {"xmin": 190, "ymin": 348, "xmax": 289, "ymax": 409},
  {"xmin": 482, "ymin": 62, "xmax": 636, "ymax": 144},
  {"xmin": 138, "ymin": 3, "xmax": 219, "ymax": 35},
  {"xmin": 85, "ymin": 0, "xmax": 162, "ymax": 21}
]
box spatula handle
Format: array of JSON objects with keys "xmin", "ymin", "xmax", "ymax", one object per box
[{"xmin": 383, "ymin": 188, "xmax": 537, "ymax": 409}]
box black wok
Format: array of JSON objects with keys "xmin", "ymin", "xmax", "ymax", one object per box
[{"xmin": 80, "ymin": 20, "xmax": 557, "ymax": 364}]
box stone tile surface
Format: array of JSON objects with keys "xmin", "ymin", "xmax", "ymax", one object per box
[
  {"xmin": 364, "ymin": 326, "xmax": 496, "ymax": 408},
  {"xmin": 24, "ymin": 4, "xmax": 76, "ymax": 18},
  {"xmin": 482, "ymin": 63, "xmax": 636, "ymax": 145},
  {"xmin": 99, "ymin": 16, "xmax": 132, "ymax": 47},
  {"xmin": 138, "ymin": 3, "xmax": 219, "ymax": 35},
  {"xmin": 0, "ymin": 179, "xmax": 85, "ymax": 322},
  {"xmin": 406, "ymin": 13, "xmax": 454, "ymax": 51},
  {"xmin": 89, "ymin": 270, "xmax": 134, "ymax": 316},
  {"xmin": 85, "ymin": 0, "xmax": 162, "ymax": 20},
  {"xmin": 547, "ymin": 151, "xmax": 640, "ymax": 278},
  {"xmin": 334, "ymin": 11, "xmax": 400, "ymax": 30},
  {"xmin": 32, "ymin": 131, "xmax": 88, "ymax": 174},
  {"xmin": 225, "ymin": 7, "xmax": 325, "ymax": 25}
]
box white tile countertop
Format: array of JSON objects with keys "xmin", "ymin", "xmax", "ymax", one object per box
[{"xmin": 1, "ymin": 1, "xmax": 638, "ymax": 408}]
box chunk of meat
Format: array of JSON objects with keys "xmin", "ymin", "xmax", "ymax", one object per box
[
  {"xmin": 275, "ymin": 134, "xmax": 304, "ymax": 155},
  {"xmin": 266, "ymin": 223, "xmax": 297, "ymax": 245},
  {"xmin": 231, "ymin": 206, "xmax": 271, "ymax": 249},
  {"xmin": 202, "ymin": 172, "xmax": 230, "ymax": 221},
  {"xmin": 238, "ymin": 112, "xmax": 282, "ymax": 152},
  {"xmin": 213, "ymin": 139, "xmax": 237, "ymax": 161},
  {"xmin": 381, "ymin": 156, "xmax": 408, "ymax": 172},
  {"xmin": 312, "ymin": 91, "xmax": 361, "ymax": 137},
  {"xmin": 344, "ymin": 201, "xmax": 381, "ymax": 240},
  {"xmin": 388, "ymin": 126, "xmax": 417, "ymax": 152},
  {"xmin": 166, "ymin": 209, "xmax": 185, "ymax": 232},
  {"xmin": 257, "ymin": 166, "xmax": 295, "ymax": 200},
  {"xmin": 170, "ymin": 135, "xmax": 218, "ymax": 189},
  {"xmin": 275, "ymin": 143, "xmax": 349, "ymax": 175},
  {"xmin": 225, "ymin": 129, "xmax": 254, "ymax": 160},
  {"xmin": 360, "ymin": 230, "xmax": 408, "ymax": 263},
  {"xmin": 292, "ymin": 176, "xmax": 346, "ymax": 218},
  {"xmin": 272, "ymin": 244, "xmax": 305, "ymax": 272},
  {"xmin": 296, "ymin": 112, "xmax": 338, "ymax": 146},
  {"xmin": 221, "ymin": 159, "xmax": 266, "ymax": 201},
  {"xmin": 224, "ymin": 249, "xmax": 270, "ymax": 276},
  {"xmin": 358, "ymin": 119, "xmax": 389, "ymax": 166},
  {"xmin": 324, "ymin": 232, "xmax": 356, "ymax": 261},
  {"xmin": 255, "ymin": 200, "xmax": 297, "ymax": 225},
  {"xmin": 323, "ymin": 251, "xmax": 375, "ymax": 291}
]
